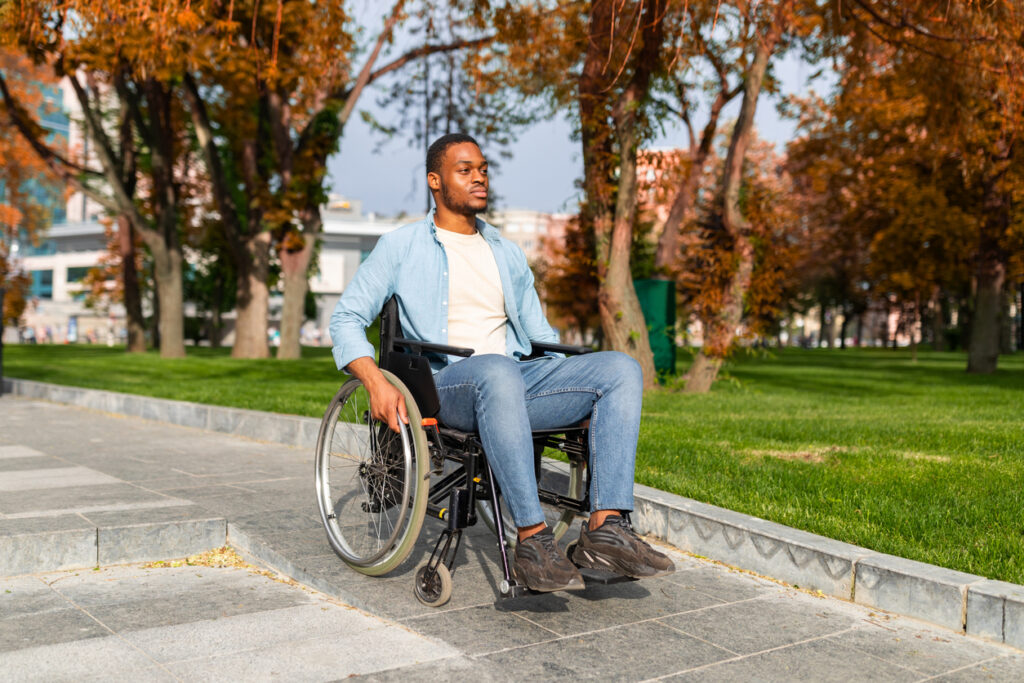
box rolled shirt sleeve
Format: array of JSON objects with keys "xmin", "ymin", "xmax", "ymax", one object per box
[
  {"xmin": 511, "ymin": 246, "xmax": 560, "ymax": 348},
  {"xmin": 329, "ymin": 235, "xmax": 395, "ymax": 372}
]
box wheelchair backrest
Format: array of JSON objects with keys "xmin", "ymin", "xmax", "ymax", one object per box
[{"xmin": 379, "ymin": 295, "xmax": 442, "ymax": 418}]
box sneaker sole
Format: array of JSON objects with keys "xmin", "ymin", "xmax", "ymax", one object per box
[
  {"xmin": 572, "ymin": 546, "xmax": 675, "ymax": 580},
  {"xmin": 513, "ymin": 568, "xmax": 586, "ymax": 593}
]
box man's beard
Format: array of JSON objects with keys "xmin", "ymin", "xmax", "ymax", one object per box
[{"xmin": 441, "ymin": 182, "xmax": 486, "ymax": 216}]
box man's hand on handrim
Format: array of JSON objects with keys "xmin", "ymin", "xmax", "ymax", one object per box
[{"xmin": 346, "ymin": 356, "xmax": 409, "ymax": 433}]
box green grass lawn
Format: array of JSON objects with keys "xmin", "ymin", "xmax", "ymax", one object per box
[{"xmin": 4, "ymin": 343, "xmax": 1023, "ymax": 583}]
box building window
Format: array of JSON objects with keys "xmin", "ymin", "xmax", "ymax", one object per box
[
  {"xmin": 22, "ymin": 239, "xmax": 57, "ymax": 256},
  {"xmin": 67, "ymin": 266, "xmax": 91, "ymax": 283},
  {"xmin": 30, "ymin": 270, "xmax": 53, "ymax": 299}
]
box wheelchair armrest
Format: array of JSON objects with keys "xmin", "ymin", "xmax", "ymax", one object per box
[
  {"xmin": 393, "ymin": 336, "xmax": 475, "ymax": 358},
  {"xmin": 530, "ymin": 341, "xmax": 593, "ymax": 356}
]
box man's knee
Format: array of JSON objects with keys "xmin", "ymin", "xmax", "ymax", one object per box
[
  {"xmin": 599, "ymin": 351, "xmax": 643, "ymax": 391},
  {"xmin": 464, "ymin": 354, "xmax": 526, "ymax": 400}
]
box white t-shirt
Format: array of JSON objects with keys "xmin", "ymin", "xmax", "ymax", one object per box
[{"xmin": 435, "ymin": 227, "xmax": 508, "ymax": 356}]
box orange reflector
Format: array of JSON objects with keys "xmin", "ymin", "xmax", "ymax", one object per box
[{"xmin": 421, "ymin": 418, "xmax": 438, "ymax": 426}]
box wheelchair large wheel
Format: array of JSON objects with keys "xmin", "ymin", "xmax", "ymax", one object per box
[
  {"xmin": 314, "ymin": 370, "xmax": 429, "ymax": 576},
  {"xmin": 477, "ymin": 448, "xmax": 584, "ymax": 547}
]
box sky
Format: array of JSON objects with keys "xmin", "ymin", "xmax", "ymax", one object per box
[{"xmin": 327, "ymin": 24, "xmax": 832, "ymax": 217}]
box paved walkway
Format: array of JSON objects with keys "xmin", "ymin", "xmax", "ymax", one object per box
[{"xmin": 2, "ymin": 397, "xmax": 1023, "ymax": 681}]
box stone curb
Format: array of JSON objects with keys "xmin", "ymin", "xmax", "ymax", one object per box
[
  {"xmin": 0, "ymin": 516, "xmax": 227, "ymax": 576},
  {"xmin": 4, "ymin": 376, "xmax": 1022, "ymax": 650},
  {"xmin": 226, "ymin": 522, "xmax": 374, "ymax": 613},
  {"xmin": 2, "ymin": 377, "xmax": 323, "ymax": 449}
]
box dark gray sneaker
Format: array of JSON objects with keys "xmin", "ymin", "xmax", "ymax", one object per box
[
  {"xmin": 572, "ymin": 516, "xmax": 675, "ymax": 578},
  {"xmin": 513, "ymin": 528, "xmax": 585, "ymax": 592}
]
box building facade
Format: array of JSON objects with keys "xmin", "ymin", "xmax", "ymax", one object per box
[{"xmin": 7, "ymin": 202, "xmax": 567, "ymax": 347}]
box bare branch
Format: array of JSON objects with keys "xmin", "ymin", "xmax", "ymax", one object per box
[
  {"xmin": 847, "ymin": 5, "xmax": 1006, "ymax": 76},
  {"xmin": 849, "ymin": 0, "xmax": 994, "ymax": 43},
  {"xmin": 336, "ymin": 0, "xmax": 409, "ymax": 126},
  {"xmin": 362, "ymin": 35, "xmax": 494, "ymax": 90},
  {"xmin": 181, "ymin": 73, "xmax": 243, "ymax": 252},
  {"xmin": 0, "ymin": 70, "xmax": 105, "ymax": 181}
]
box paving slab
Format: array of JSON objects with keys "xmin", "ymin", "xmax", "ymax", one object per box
[
  {"xmin": 0, "ymin": 565, "xmax": 456, "ymax": 682},
  {"xmin": 2, "ymin": 394, "xmax": 1024, "ymax": 682}
]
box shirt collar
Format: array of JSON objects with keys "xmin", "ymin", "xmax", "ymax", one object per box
[{"xmin": 428, "ymin": 208, "xmax": 501, "ymax": 243}]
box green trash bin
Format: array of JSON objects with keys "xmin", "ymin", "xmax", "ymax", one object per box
[{"xmin": 633, "ymin": 278, "xmax": 676, "ymax": 381}]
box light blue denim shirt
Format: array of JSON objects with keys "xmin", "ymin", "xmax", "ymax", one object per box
[{"xmin": 329, "ymin": 210, "xmax": 560, "ymax": 373}]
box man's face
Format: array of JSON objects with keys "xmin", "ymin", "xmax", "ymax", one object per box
[{"xmin": 429, "ymin": 142, "xmax": 488, "ymax": 215}]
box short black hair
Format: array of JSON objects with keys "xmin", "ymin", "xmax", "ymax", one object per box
[{"xmin": 426, "ymin": 133, "xmax": 480, "ymax": 175}]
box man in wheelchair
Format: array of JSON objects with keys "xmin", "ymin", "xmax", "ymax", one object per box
[{"xmin": 329, "ymin": 133, "xmax": 673, "ymax": 593}]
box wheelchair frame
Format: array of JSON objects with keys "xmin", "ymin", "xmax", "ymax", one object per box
[{"xmin": 315, "ymin": 296, "xmax": 615, "ymax": 606}]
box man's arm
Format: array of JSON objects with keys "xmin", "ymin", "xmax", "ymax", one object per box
[
  {"xmin": 345, "ymin": 356, "xmax": 408, "ymax": 433},
  {"xmin": 329, "ymin": 234, "xmax": 395, "ymax": 373},
  {"xmin": 330, "ymin": 233, "xmax": 408, "ymax": 432},
  {"xmin": 514, "ymin": 248, "xmax": 560, "ymax": 345}
]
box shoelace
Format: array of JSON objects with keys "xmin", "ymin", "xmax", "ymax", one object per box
[{"xmin": 534, "ymin": 532, "xmax": 559, "ymax": 555}]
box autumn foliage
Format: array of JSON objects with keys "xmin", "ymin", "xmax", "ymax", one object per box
[{"xmin": 0, "ymin": 49, "xmax": 63, "ymax": 328}]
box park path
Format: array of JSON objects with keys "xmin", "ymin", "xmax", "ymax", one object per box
[{"xmin": 1, "ymin": 396, "xmax": 1022, "ymax": 681}]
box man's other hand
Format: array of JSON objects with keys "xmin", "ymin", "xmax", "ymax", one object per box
[{"xmin": 346, "ymin": 356, "xmax": 409, "ymax": 433}]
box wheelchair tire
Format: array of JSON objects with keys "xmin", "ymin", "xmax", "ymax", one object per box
[
  {"xmin": 476, "ymin": 453, "xmax": 584, "ymax": 548},
  {"xmin": 413, "ymin": 563, "xmax": 452, "ymax": 607},
  {"xmin": 314, "ymin": 370, "xmax": 429, "ymax": 576}
]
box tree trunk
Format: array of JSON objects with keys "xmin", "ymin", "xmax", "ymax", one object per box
[
  {"xmin": 653, "ymin": 84, "xmax": 736, "ymax": 274},
  {"xmin": 598, "ymin": 86, "xmax": 657, "ymax": 386},
  {"xmin": 150, "ymin": 273, "xmax": 161, "ymax": 350},
  {"xmin": 910, "ymin": 296, "xmax": 920, "ymax": 363},
  {"xmin": 930, "ymin": 287, "xmax": 945, "ymax": 351},
  {"xmin": 682, "ymin": 352, "xmax": 722, "ymax": 394},
  {"xmin": 210, "ymin": 273, "xmax": 224, "ymax": 348},
  {"xmin": 116, "ymin": 215, "xmax": 146, "ymax": 352},
  {"xmin": 232, "ymin": 232, "xmax": 271, "ymax": 359},
  {"xmin": 153, "ymin": 247, "xmax": 185, "ymax": 358},
  {"xmin": 683, "ymin": 236, "xmax": 754, "ymax": 393},
  {"xmin": 967, "ymin": 185, "xmax": 1008, "ymax": 373},
  {"xmin": 999, "ymin": 288, "xmax": 1013, "ymax": 355},
  {"xmin": 839, "ymin": 310, "xmax": 849, "ymax": 349},
  {"xmin": 277, "ymin": 213, "xmax": 321, "ymax": 360},
  {"xmin": 135, "ymin": 225, "xmax": 184, "ymax": 358},
  {"xmin": 968, "ymin": 253, "xmax": 1004, "ymax": 372},
  {"xmin": 1018, "ymin": 283, "xmax": 1024, "ymax": 352},
  {"xmin": 681, "ymin": 6, "xmax": 785, "ymax": 393},
  {"xmin": 578, "ymin": 0, "xmax": 661, "ymax": 388}
]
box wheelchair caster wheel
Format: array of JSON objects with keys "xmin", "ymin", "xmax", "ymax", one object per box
[{"xmin": 414, "ymin": 563, "xmax": 452, "ymax": 607}]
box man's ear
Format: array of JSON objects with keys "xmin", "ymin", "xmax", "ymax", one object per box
[{"xmin": 427, "ymin": 172, "xmax": 441, "ymax": 192}]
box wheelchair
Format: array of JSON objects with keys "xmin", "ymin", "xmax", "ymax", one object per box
[{"xmin": 314, "ymin": 297, "xmax": 624, "ymax": 607}]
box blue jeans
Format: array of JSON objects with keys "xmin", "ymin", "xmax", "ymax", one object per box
[{"xmin": 433, "ymin": 351, "xmax": 643, "ymax": 527}]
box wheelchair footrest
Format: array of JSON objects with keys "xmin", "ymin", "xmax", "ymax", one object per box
[
  {"xmin": 497, "ymin": 580, "xmax": 533, "ymax": 600},
  {"xmin": 577, "ymin": 567, "xmax": 639, "ymax": 585}
]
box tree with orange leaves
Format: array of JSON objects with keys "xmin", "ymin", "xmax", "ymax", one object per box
[
  {"xmin": 0, "ymin": 49, "xmax": 64, "ymax": 376},
  {"xmin": 180, "ymin": 0, "xmax": 494, "ymax": 359},
  {"xmin": 2, "ymin": 1, "xmax": 495, "ymax": 360},
  {"xmin": 791, "ymin": 0, "xmax": 1024, "ymax": 371},
  {"xmin": 675, "ymin": 134, "xmax": 804, "ymax": 357},
  {"xmin": 0, "ymin": 0, "xmax": 203, "ymax": 357}
]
